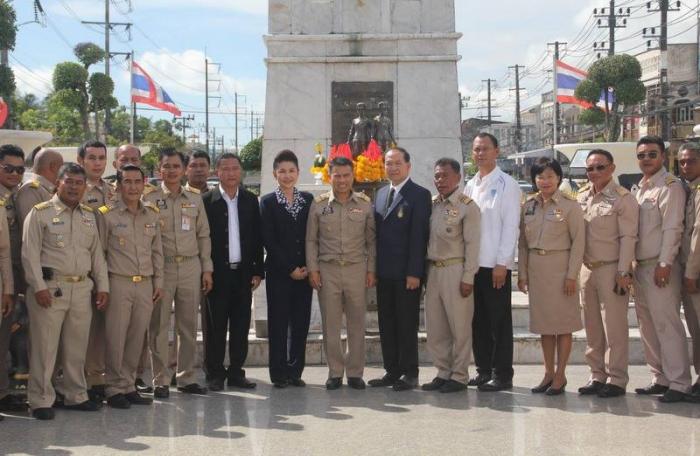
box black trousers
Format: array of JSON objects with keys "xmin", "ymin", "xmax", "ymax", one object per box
[
  {"xmin": 472, "ymin": 267, "xmax": 514, "ymax": 381},
  {"xmin": 266, "ymin": 271, "xmax": 313, "ymax": 382},
  {"xmin": 376, "ymin": 278, "xmax": 421, "ymax": 378},
  {"xmin": 204, "ymin": 268, "xmax": 252, "ymax": 381}
]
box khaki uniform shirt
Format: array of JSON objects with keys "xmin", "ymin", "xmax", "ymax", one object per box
[
  {"xmin": 143, "ymin": 183, "xmax": 213, "ymax": 273},
  {"xmin": 518, "ymin": 190, "xmax": 585, "ymax": 281},
  {"xmin": 0, "ymin": 202, "xmax": 14, "ymax": 295},
  {"xmin": 634, "ymin": 168, "xmax": 685, "ymax": 264},
  {"xmin": 82, "ymin": 179, "xmax": 115, "ymax": 210},
  {"xmin": 681, "ymin": 177, "xmax": 700, "ymax": 279},
  {"xmin": 21, "ymin": 195, "xmax": 108, "ymax": 293},
  {"xmin": 15, "ymin": 175, "xmax": 55, "ymax": 231},
  {"xmin": 426, "ymin": 190, "xmax": 481, "ymax": 284},
  {"xmin": 577, "ymin": 180, "xmax": 639, "ymax": 272},
  {"xmin": 98, "ymin": 200, "xmax": 164, "ymax": 289},
  {"xmin": 306, "ymin": 191, "xmax": 376, "ymax": 272},
  {"xmin": 0, "ymin": 184, "xmax": 21, "ymax": 269}
]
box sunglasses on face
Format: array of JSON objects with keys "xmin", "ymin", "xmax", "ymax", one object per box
[
  {"xmin": 636, "ymin": 152, "xmax": 658, "ymax": 160},
  {"xmin": 586, "ymin": 164, "xmax": 609, "ymax": 173},
  {"xmin": 0, "ymin": 164, "xmax": 26, "ymax": 175}
]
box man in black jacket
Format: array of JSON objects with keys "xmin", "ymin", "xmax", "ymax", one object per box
[
  {"xmin": 202, "ymin": 153, "xmax": 264, "ymax": 391},
  {"xmin": 369, "ymin": 147, "xmax": 432, "ymax": 391}
]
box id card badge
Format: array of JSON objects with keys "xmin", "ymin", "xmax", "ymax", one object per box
[{"xmin": 181, "ymin": 215, "xmax": 192, "ymax": 231}]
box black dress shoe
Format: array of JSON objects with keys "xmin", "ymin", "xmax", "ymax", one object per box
[
  {"xmin": 178, "ymin": 383, "xmax": 208, "ymax": 395},
  {"xmin": 659, "ymin": 389, "xmax": 686, "ymax": 403},
  {"xmin": 691, "ymin": 383, "xmax": 700, "ymax": 395},
  {"xmin": 545, "ymin": 381, "xmax": 567, "ymax": 396},
  {"xmin": 135, "ymin": 378, "xmax": 153, "ymax": 394},
  {"xmin": 87, "ymin": 385, "xmax": 106, "ymax": 403},
  {"xmin": 467, "ymin": 374, "xmax": 491, "ymax": 387},
  {"xmin": 0, "ymin": 394, "xmax": 29, "ymax": 411},
  {"xmin": 347, "ymin": 377, "xmax": 366, "ymax": 390},
  {"xmin": 422, "ymin": 377, "xmax": 448, "ymax": 391},
  {"xmin": 393, "ymin": 375, "xmax": 418, "ymax": 392},
  {"xmin": 635, "ymin": 383, "xmax": 668, "ymax": 395},
  {"xmin": 107, "ymin": 394, "xmax": 131, "ymax": 409},
  {"xmin": 154, "ymin": 386, "xmax": 170, "ymax": 399},
  {"xmin": 52, "ymin": 393, "xmax": 65, "ymax": 408},
  {"xmin": 125, "ymin": 391, "xmax": 153, "ymax": 405},
  {"xmin": 478, "ymin": 379, "xmax": 513, "ymax": 392},
  {"xmin": 368, "ymin": 374, "xmax": 399, "ymax": 388},
  {"xmin": 228, "ymin": 376, "xmax": 257, "ymax": 389},
  {"xmin": 273, "ymin": 380, "xmax": 289, "ymax": 389},
  {"xmin": 597, "ymin": 384, "xmax": 626, "ymax": 398},
  {"xmin": 288, "ymin": 378, "xmax": 306, "ymax": 387},
  {"xmin": 208, "ymin": 378, "xmax": 225, "ymax": 392},
  {"xmin": 64, "ymin": 400, "xmax": 102, "ymax": 411},
  {"xmin": 531, "ymin": 380, "xmax": 553, "ymax": 394},
  {"xmin": 578, "ymin": 380, "xmax": 605, "ymax": 395},
  {"xmin": 440, "ymin": 380, "xmax": 468, "ymax": 393},
  {"xmin": 325, "ymin": 377, "xmax": 342, "ymax": 390},
  {"xmin": 170, "ymin": 373, "xmax": 177, "ymax": 386},
  {"xmin": 32, "ymin": 407, "xmax": 55, "ymax": 420}
]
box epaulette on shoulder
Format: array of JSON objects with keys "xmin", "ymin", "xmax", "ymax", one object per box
[
  {"xmin": 0, "ymin": 198, "xmax": 5, "ymax": 208},
  {"xmin": 34, "ymin": 201, "xmax": 51, "ymax": 210},
  {"xmin": 98, "ymin": 205, "xmax": 112, "ymax": 215},
  {"xmin": 615, "ymin": 185, "xmax": 630, "ymax": 196},
  {"xmin": 143, "ymin": 201, "xmax": 159, "ymax": 213},
  {"xmin": 526, "ymin": 193, "xmax": 538, "ymax": 201},
  {"xmin": 696, "ymin": 183, "xmax": 700, "ymax": 191},
  {"xmin": 432, "ymin": 194, "xmax": 440, "ymax": 204},
  {"xmin": 80, "ymin": 204, "xmax": 94, "ymax": 213},
  {"xmin": 29, "ymin": 180, "xmax": 40, "ymax": 189},
  {"xmin": 315, "ymin": 192, "xmax": 330, "ymax": 203},
  {"xmin": 666, "ymin": 175, "xmax": 679, "ymax": 186},
  {"xmin": 142, "ymin": 185, "xmax": 157, "ymax": 196},
  {"xmin": 577, "ymin": 183, "xmax": 591, "ymax": 194},
  {"xmin": 458, "ymin": 194, "xmax": 473, "ymax": 205},
  {"xmin": 355, "ymin": 192, "xmax": 371, "ymax": 203},
  {"xmin": 184, "ymin": 185, "xmax": 200, "ymax": 195}
]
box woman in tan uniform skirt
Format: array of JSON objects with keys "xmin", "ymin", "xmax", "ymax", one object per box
[{"xmin": 518, "ymin": 157, "xmax": 585, "ymax": 395}]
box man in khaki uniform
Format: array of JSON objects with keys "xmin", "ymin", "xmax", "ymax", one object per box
[
  {"xmin": 633, "ymin": 136, "xmax": 691, "ymax": 403},
  {"xmin": 143, "ymin": 149, "xmax": 212, "ymax": 398},
  {"xmin": 15, "ymin": 148, "xmax": 63, "ymax": 230},
  {"xmin": 306, "ymin": 156, "xmax": 376, "ymax": 390},
  {"xmin": 0, "ymin": 188, "xmax": 14, "ymax": 422},
  {"xmin": 678, "ymin": 143, "xmax": 700, "ymax": 400},
  {"xmin": 422, "ymin": 158, "xmax": 480, "ymax": 393},
  {"xmin": 22, "ymin": 163, "xmax": 109, "ymax": 420},
  {"xmin": 577, "ymin": 149, "xmax": 639, "ymax": 398},
  {"xmin": 0, "ymin": 145, "xmax": 27, "ymax": 414},
  {"xmin": 78, "ymin": 140, "xmax": 116, "ymax": 402},
  {"xmin": 98, "ymin": 165, "xmax": 164, "ymax": 409}
]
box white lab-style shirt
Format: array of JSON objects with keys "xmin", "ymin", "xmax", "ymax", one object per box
[
  {"xmin": 464, "ymin": 166, "xmax": 521, "ymax": 270},
  {"xmin": 219, "ymin": 184, "xmax": 242, "ymax": 263}
]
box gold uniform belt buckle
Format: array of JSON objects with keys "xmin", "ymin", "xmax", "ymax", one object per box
[
  {"xmin": 535, "ymin": 249, "xmax": 547, "ymax": 256},
  {"xmin": 174, "ymin": 256, "xmax": 184, "ymax": 263},
  {"xmin": 131, "ymin": 275, "xmax": 143, "ymax": 283},
  {"xmin": 433, "ymin": 260, "xmax": 447, "ymax": 267},
  {"xmin": 63, "ymin": 276, "xmax": 83, "ymax": 283}
]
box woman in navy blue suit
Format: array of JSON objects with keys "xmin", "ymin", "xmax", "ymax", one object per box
[{"xmin": 260, "ymin": 150, "xmax": 314, "ymax": 388}]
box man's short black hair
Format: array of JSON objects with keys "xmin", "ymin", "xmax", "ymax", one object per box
[
  {"xmin": 189, "ymin": 149, "xmax": 211, "ymax": 165},
  {"xmin": 475, "ymin": 132, "xmax": 499, "ymax": 148},
  {"xmin": 637, "ymin": 135, "xmax": 665, "ymax": 153},
  {"xmin": 329, "ymin": 156, "xmax": 354, "ymax": 172},
  {"xmin": 58, "ymin": 162, "xmax": 87, "ymax": 181},
  {"xmin": 387, "ymin": 147, "xmax": 411, "ymax": 163},
  {"xmin": 273, "ymin": 150, "xmax": 299, "ymax": 170},
  {"xmin": 586, "ymin": 149, "xmax": 614, "ymax": 164},
  {"xmin": 215, "ymin": 152, "xmax": 243, "ymax": 168},
  {"xmin": 434, "ymin": 157, "xmax": 461, "ymax": 175},
  {"xmin": 530, "ymin": 157, "xmax": 563, "ymax": 188},
  {"xmin": 0, "ymin": 144, "xmax": 25, "ymax": 161},
  {"xmin": 78, "ymin": 140, "xmax": 107, "ymax": 159},
  {"xmin": 679, "ymin": 142, "xmax": 700, "ymax": 156},
  {"xmin": 117, "ymin": 164, "xmax": 145, "ymax": 183},
  {"xmin": 159, "ymin": 148, "xmax": 187, "ymax": 165}
]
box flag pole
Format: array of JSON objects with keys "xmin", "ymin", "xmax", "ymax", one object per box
[
  {"xmin": 130, "ymin": 50, "xmax": 135, "ymax": 144},
  {"xmin": 553, "ymin": 57, "xmax": 559, "ymax": 146}
]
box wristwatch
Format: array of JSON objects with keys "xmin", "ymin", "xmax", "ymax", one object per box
[
  {"xmin": 659, "ymin": 262, "xmax": 668, "ymax": 268},
  {"xmin": 617, "ymin": 271, "xmax": 632, "ymax": 278}
]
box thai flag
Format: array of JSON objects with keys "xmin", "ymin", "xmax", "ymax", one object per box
[
  {"xmin": 131, "ymin": 62, "xmax": 182, "ymax": 116},
  {"xmin": 555, "ymin": 60, "xmax": 614, "ymax": 110}
]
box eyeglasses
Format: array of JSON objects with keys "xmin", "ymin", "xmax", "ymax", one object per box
[
  {"xmin": 636, "ymin": 152, "xmax": 659, "ymax": 160},
  {"xmin": 679, "ymin": 158, "xmax": 698, "ymax": 166},
  {"xmin": 0, "ymin": 164, "xmax": 26, "ymax": 175},
  {"xmin": 586, "ymin": 164, "xmax": 610, "ymax": 173}
]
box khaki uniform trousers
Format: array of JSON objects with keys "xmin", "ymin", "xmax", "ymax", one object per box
[
  {"xmin": 85, "ymin": 303, "xmax": 105, "ymax": 386},
  {"xmin": 0, "ymin": 264, "xmax": 23, "ymax": 399},
  {"xmin": 580, "ymin": 263, "xmax": 630, "ymax": 388},
  {"xmin": 318, "ymin": 261, "xmax": 367, "ymax": 379},
  {"xmin": 150, "ymin": 257, "xmax": 201, "ymax": 387},
  {"xmin": 425, "ymin": 263, "xmax": 473, "ymax": 385},
  {"xmin": 105, "ymin": 276, "xmax": 154, "ymax": 397},
  {"xmin": 681, "ymin": 290, "xmax": 700, "ymax": 382},
  {"xmin": 633, "ymin": 262, "xmax": 691, "ymax": 392},
  {"xmin": 27, "ymin": 280, "xmax": 93, "ymax": 409}
]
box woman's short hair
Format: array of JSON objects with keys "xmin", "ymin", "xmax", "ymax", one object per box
[
  {"xmin": 530, "ymin": 157, "xmax": 563, "ymax": 189},
  {"xmin": 273, "ymin": 150, "xmax": 299, "ymax": 170}
]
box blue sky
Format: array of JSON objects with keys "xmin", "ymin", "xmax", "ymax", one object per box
[{"xmin": 9, "ymin": 0, "xmax": 699, "ymax": 146}]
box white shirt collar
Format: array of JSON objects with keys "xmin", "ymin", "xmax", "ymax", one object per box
[
  {"xmin": 475, "ymin": 166, "xmax": 501, "ymax": 185},
  {"xmin": 219, "ymin": 184, "xmax": 239, "ymax": 201},
  {"xmin": 390, "ymin": 176, "xmax": 410, "ymax": 193}
]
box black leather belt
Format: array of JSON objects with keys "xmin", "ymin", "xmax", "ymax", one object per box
[{"xmin": 228, "ymin": 262, "xmax": 241, "ymax": 270}]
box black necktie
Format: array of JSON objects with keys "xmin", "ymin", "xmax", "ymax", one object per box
[{"xmin": 387, "ymin": 188, "xmax": 395, "ymax": 212}]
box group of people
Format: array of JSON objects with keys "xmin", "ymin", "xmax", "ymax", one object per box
[{"xmin": 0, "ymin": 130, "xmax": 699, "ymax": 423}]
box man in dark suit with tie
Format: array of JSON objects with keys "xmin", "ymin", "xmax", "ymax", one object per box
[
  {"xmin": 369, "ymin": 147, "xmax": 432, "ymax": 391},
  {"xmin": 202, "ymin": 153, "xmax": 264, "ymax": 391}
]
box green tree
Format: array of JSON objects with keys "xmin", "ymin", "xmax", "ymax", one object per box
[
  {"xmin": 574, "ymin": 54, "xmax": 646, "ymax": 142},
  {"xmin": 239, "ymin": 136, "xmax": 262, "ymax": 171},
  {"xmin": 108, "ymin": 106, "xmax": 152, "ymax": 145},
  {"xmin": 141, "ymin": 120, "xmax": 185, "ymax": 173}
]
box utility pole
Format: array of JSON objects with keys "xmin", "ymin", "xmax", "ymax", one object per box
[
  {"xmin": 173, "ymin": 114, "xmax": 195, "ymax": 143},
  {"xmin": 250, "ymin": 110, "xmax": 254, "ymax": 141},
  {"xmin": 509, "ymin": 65, "xmax": 526, "ymax": 152},
  {"xmin": 593, "ymin": 1, "xmax": 630, "ymax": 57},
  {"xmin": 235, "ymin": 92, "xmax": 239, "ymax": 152},
  {"xmin": 548, "ymin": 41, "xmax": 567, "ymax": 145},
  {"xmin": 205, "ymin": 57, "xmax": 209, "ymax": 153},
  {"xmin": 483, "ymin": 79, "xmax": 496, "ymax": 126}
]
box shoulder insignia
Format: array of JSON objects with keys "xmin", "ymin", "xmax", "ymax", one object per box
[
  {"xmin": 34, "ymin": 201, "xmax": 51, "ymax": 211},
  {"xmin": 0, "ymin": 198, "xmax": 5, "ymax": 208},
  {"xmin": 314, "ymin": 192, "xmax": 330, "ymax": 203},
  {"xmin": 80, "ymin": 204, "xmax": 94, "ymax": 213},
  {"xmin": 144, "ymin": 201, "xmax": 160, "ymax": 213},
  {"xmin": 458, "ymin": 194, "xmax": 472, "ymax": 205},
  {"xmin": 29, "ymin": 180, "xmax": 40, "ymax": 189},
  {"xmin": 665, "ymin": 175, "xmax": 679, "ymax": 186},
  {"xmin": 184, "ymin": 185, "xmax": 200, "ymax": 195},
  {"xmin": 97, "ymin": 205, "xmax": 112, "ymax": 215},
  {"xmin": 615, "ymin": 186, "xmax": 630, "ymax": 196},
  {"xmin": 526, "ymin": 193, "xmax": 538, "ymax": 202},
  {"xmin": 696, "ymin": 183, "xmax": 700, "ymax": 191},
  {"xmin": 142, "ymin": 185, "xmax": 157, "ymax": 196},
  {"xmin": 432, "ymin": 195, "xmax": 440, "ymax": 204},
  {"xmin": 355, "ymin": 192, "xmax": 371, "ymax": 203},
  {"xmin": 577, "ymin": 183, "xmax": 590, "ymax": 194}
]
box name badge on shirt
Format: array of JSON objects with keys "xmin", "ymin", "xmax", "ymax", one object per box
[
  {"xmin": 525, "ymin": 202, "xmax": 536, "ymax": 216},
  {"xmin": 322, "ymin": 206, "xmax": 334, "ymax": 215},
  {"xmin": 444, "ymin": 209, "xmax": 458, "ymax": 217},
  {"xmin": 182, "ymin": 202, "xmax": 196, "ymax": 209},
  {"xmin": 181, "ymin": 215, "xmax": 192, "ymax": 231},
  {"xmin": 52, "ymin": 217, "xmax": 64, "ymax": 225},
  {"xmin": 115, "ymin": 222, "xmax": 128, "ymax": 229},
  {"xmin": 156, "ymin": 199, "xmax": 167, "ymax": 210}
]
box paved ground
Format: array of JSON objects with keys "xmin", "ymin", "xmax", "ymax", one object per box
[{"xmin": 1, "ymin": 365, "xmax": 699, "ymax": 456}]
